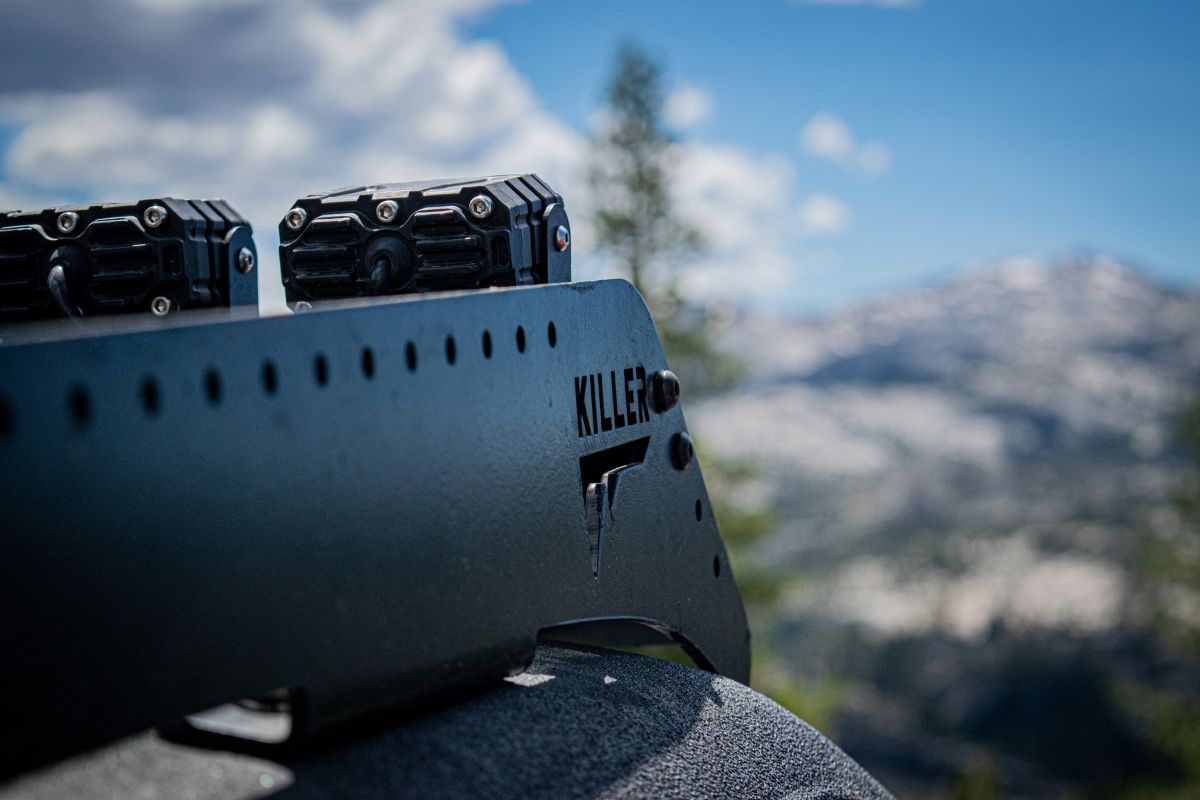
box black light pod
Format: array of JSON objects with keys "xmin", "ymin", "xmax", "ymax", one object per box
[
  {"xmin": 278, "ymin": 174, "xmax": 570, "ymax": 306},
  {"xmin": 0, "ymin": 198, "xmax": 257, "ymax": 321}
]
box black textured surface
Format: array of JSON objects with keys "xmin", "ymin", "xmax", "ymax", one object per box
[
  {"xmin": 279, "ymin": 174, "xmax": 570, "ymax": 303},
  {"xmin": 0, "ymin": 198, "xmax": 256, "ymax": 319},
  {"xmin": 1, "ymin": 646, "xmax": 891, "ymax": 799},
  {"xmin": 0, "ymin": 279, "xmax": 749, "ymax": 776}
]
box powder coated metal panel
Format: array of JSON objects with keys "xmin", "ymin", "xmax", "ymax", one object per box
[{"xmin": 0, "ymin": 279, "xmax": 749, "ymax": 777}]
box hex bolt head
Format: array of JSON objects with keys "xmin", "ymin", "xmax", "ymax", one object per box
[
  {"xmin": 376, "ymin": 199, "xmax": 399, "ymax": 223},
  {"xmin": 652, "ymin": 369, "xmax": 681, "ymax": 412},
  {"xmin": 554, "ymin": 224, "xmax": 570, "ymax": 252},
  {"xmin": 468, "ymin": 194, "xmax": 493, "ymax": 219},
  {"xmin": 56, "ymin": 211, "xmax": 79, "ymax": 234},
  {"xmin": 672, "ymin": 432, "xmax": 695, "ymax": 471},
  {"xmin": 284, "ymin": 207, "xmax": 308, "ymax": 231},
  {"xmin": 150, "ymin": 296, "xmax": 172, "ymax": 317},
  {"xmin": 143, "ymin": 205, "xmax": 168, "ymax": 229},
  {"xmin": 236, "ymin": 247, "xmax": 255, "ymax": 274}
]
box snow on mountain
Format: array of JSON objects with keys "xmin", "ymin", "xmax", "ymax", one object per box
[{"xmin": 692, "ymin": 256, "xmax": 1200, "ymax": 636}]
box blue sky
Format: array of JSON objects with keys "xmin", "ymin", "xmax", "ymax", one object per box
[
  {"xmin": 468, "ymin": 0, "xmax": 1200, "ymax": 307},
  {"xmin": 0, "ymin": 0, "xmax": 1196, "ymax": 314}
]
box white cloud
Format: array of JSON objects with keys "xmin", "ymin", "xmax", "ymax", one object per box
[
  {"xmin": 664, "ymin": 86, "xmax": 714, "ymax": 130},
  {"xmin": 0, "ymin": 0, "xmax": 811, "ymax": 311},
  {"xmin": 4, "ymin": 95, "xmax": 318, "ymax": 190},
  {"xmin": 799, "ymin": 111, "xmax": 892, "ymax": 176},
  {"xmin": 0, "ymin": 0, "xmax": 585, "ymax": 312},
  {"xmin": 130, "ymin": 0, "xmax": 257, "ymax": 11},
  {"xmin": 672, "ymin": 144, "xmax": 798, "ymax": 303},
  {"xmin": 797, "ymin": 193, "xmax": 851, "ymax": 237},
  {"xmin": 856, "ymin": 141, "xmax": 893, "ymax": 175},
  {"xmin": 800, "ymin": 111, "xmax": 855, "ymax": 160}
]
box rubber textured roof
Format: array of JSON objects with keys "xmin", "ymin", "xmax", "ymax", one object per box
[{"xmin": 1, "ymin": 646, "xmax": 891, "ymax": 799}]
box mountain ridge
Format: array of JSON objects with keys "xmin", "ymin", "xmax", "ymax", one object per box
[
  {"xmin": 691, "ymin": 255, "xmax": 1200, "ymax": 795},
  {"xmin": 693, "ymin": 254, "xmax": 1199, "ymax": 631}
]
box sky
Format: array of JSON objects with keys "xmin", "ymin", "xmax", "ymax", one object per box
[{"xmin": 0, "ymin": 0, "xmax": 1197, "ymax": 314}]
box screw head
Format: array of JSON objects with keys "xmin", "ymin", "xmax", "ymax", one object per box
[
  {"xmin": 468, "ymin": 194, "xmax": 493, "ymax": 219},
  {"xmin": 236, "ymin": 247, "xmax": 255, "ymax": 273},
  {"xmin": 672, "ymin": 432, "xmax": 695, "ymax": 471},
  {"xmin": 293, "ymin": 301, "xmax": 312, "ymax": 313},
  {"xmin": 285, "ymin": 207, "xmax": 308, "ymax": 231},
  {"xmin": 653, "ymin": 370, "xmax": 681, "ymax": 412},
  {"xmin": 150, "ymin": 296, "xmax": 172, "ymax": 317},
  {"xmin": 376, "ymin": 199, "xmax": 399, "ymax": 223},
  {"xmin": 143, "ymin": 205, "xmax": 168, "ymax": 229},
  {"xmin": 554, "ymin": 224, "xmax": 570, "ymax": 252},
  {"xmin": 56, "ymin": 211, "xmax": 79, "ymax": 234}
]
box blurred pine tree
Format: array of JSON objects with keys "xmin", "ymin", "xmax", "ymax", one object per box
[
  {"xmin": 589, "ymin": 41, "xmax": 837, "ymax": 735},
  {"xmin": 1124, "ymin": 398, "xmax": 1200, "ymax": 798},
  {"xmin": 588, "ymin": 42, "xmax": 739, "ymax": 396}
]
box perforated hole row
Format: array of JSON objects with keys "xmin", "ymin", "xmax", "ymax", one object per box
[
  {"xmin": 695, "ymin": 500, "xmax": 720, "ymax": 579},
  {"xmin": 141, "ymin": 378, "xmax": 160, "ymax": 416},
  {"xmin": 69, "ymin": 386, "xmax": 89, "ymax": 426},
  {"xmin": 313, "ymin": 354, "xmax": 328, "ymax": 387},
  {"xmin": 361, "ymin": 347, "xmax": 375, "ymax": 379},
  {"xmin": 0, "ymin": 322, "xmax": 557, "ymax": 443},
  {"xmin": 262, "ymin": 361, "xmax": 279, "ymax": 395},
  {"xmin": 205, "ymin": 369, "xmax": 222, "ymax": 405},
  {"xmin": 0, "ymin": 397, "xmax": 12, "ymax": 439}
]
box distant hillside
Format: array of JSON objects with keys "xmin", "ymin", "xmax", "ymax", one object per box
[
  {"xmin": 696, "ymin": 255, "xmax": 1199, "ymax": 572},
  {"xmin": 706, "ymin": 256, "xmax": 1199, "ymax": 474},
  {"xmin": 691, "ymin": 257, "xmax": 1200, "ymax": 796}
]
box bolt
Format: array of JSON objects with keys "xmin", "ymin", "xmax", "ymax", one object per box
[
  {"xmin": 143, "ymin": 205, "xmax": 168, "ymax": 229},
  {"xmin": 293, "ymin": 301, "xmax": 312, "ymax": 313},
  {"xmin": 236, "ymin": 247, "xmax": 255, "ymax": 273},
  {"xmin": 150, "ymin": 296, "xmax": 172, "ymax": 317},
  {"xmin": 376, "ymin": 199, "xmax": 399, "ymax": 223},
  {"xmin": 554, "ymin": 224, "xmax": 570, "ymax": 252},
  {"xmin": 672, "ymin": 432, "xmax": 694, "ymax": 471},
  {"xmin": 653, "ymin": 370, "xmax": 681, "ymax": 412},
  {"xmin": 56, "ymin": 211, "xmax": 79, "ymax": 234},
  {"xmin": 284, "ymin": 207, "xmax": 308, "ymax": 231},
  {"xmin": 468, "ymin": 194, "xmax": 493, "ymax": 219}
]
